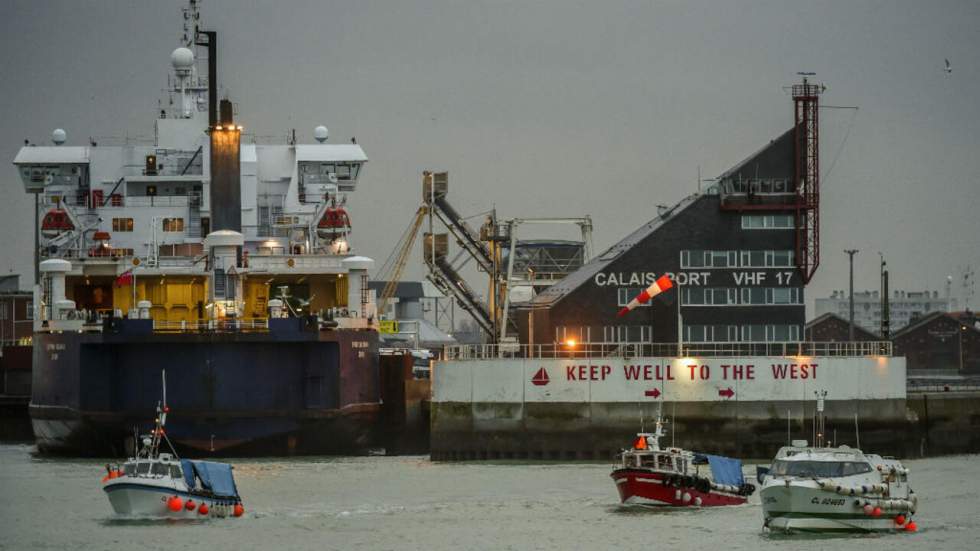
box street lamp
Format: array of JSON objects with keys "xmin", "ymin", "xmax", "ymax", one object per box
[{"xmin": 844, "ymin": 250, "xmax": 858, "ymax": 342}]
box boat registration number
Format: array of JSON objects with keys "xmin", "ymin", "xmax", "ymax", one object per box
[{"xmin": 811, "ymin": 497, "xmax": 846, "ymax": 506}]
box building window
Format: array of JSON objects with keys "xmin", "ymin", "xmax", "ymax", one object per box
[
  {"xmin": 741, "ymin": 325, "xmax": 764, "ymax": 341},
  {"xmin": 741, "ymin": 324, "xmax": 801, "ymax": 342},
  {"xmin": 683, "ymin": 250, "xmax": 706, "ymax": 268},
  {"xmin": 682, "ymin": 287, "xmax": 736, "ymax": 305},
  {"xmin": 617, "ymin": 288, "xmax": 650, "ymax": 307},
  {"xmin": 0, "ymin": 303, "xmax": 6, "ymax": 321},
  {"xmin": 112, "ymin": 218, "xmax": 134, "ymax": 232},
  {"xmin": 685, "ymin": 324, "xmax": 738, "ymax": 342},
  {"xmin": 162, "ymin": 218, "xmax": 184, "ymax": 232},
  {"xmin": 683, "ymin": 249, "xmax": 793, "ymax": 269},
  {"xmin": 768, "ymin": 250, "xmax": 794, "ymax": 267},
  {"xmin": 603, "ymin": 325, "xmax": 629, "ymax": 342},
  {"xmin": 741, "ymin": 214, "xmax": 793, "ymax": 229},
  {"xmin": 26, "ymin": 301, "xmax": 33, "ymax": 320},
  {"xmin": 769, "ymin": 287, "xmax": 793, "ymax": 304},
  {"xmin": 555, "ymin": 326, "xmax": 587, "ymax": 343}
]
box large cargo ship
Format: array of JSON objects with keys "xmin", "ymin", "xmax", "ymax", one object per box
[{"xmin": 14, "ymin": 0, "xmax": 381, "ymax": 456}]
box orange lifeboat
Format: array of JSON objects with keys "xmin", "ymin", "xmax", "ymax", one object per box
[
  {"xmin": 41, "ymin": 209, "xmax": 74, "ymax": 238},
  {"xmin": 89, "ymin": 231, "xmax": 112, "ymax": 257},
  {"xmin": 317, "ymin": 205, "xmax": 351, "ymax": 240}
]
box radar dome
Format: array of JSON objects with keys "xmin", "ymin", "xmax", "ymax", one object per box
[
  {"xmin": 170, "ymin": 47, "xmax": 195, "ymax": 71},
  {"xmin": 314, "ymin": 125, "xmax": 329, "ymax": 143},
  {"xmin": 52, "ymin": 128, "xmax": 66, "ymax": 145}
]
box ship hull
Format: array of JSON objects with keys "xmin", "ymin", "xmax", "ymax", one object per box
[
  {"xmin": 761, "ymin": 485, "xmax": 905, "ymax": 533},
  {"xmin": 611, "ymin": 468, "xmax": 748, "ymax": 507},
  {"xmin": 103, "ymin": 479, "xmax": 240, "ymax": 517},
  {"xmin": 30, "ymin": 319, "xmax": 380, "ymax": 456}
]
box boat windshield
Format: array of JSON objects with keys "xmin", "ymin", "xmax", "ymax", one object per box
[
  {"xmin": 771, "ymin": 459, "xmax": 872, "ymax": 477},
  {"xmin": 151, "ymin": 463, "xmax": 170, "ymax": 476}
]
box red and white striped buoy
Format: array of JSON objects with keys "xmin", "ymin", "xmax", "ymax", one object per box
[{"xmin": 617, "ymin": 275, "xmax": 673, "ymax": 317}]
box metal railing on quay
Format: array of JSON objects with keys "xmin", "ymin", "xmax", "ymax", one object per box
[
  {"xmin": 442, "ymin": 341, "xmax": 894, "ymax": 361},
  {"xmin": 152, "ymin": 318, "xmax": 269, "ymax": 333},
  {"xmin": 907, "ymin": 381, "xmax": 980, "ymax": 393}
]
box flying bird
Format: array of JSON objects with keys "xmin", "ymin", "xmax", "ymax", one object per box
[{"xmin": 944, "ymin": 58, "xmax": 952, "ymax": 74}]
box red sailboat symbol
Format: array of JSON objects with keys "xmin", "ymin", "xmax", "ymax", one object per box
[{"xmin": 531, "ymin": 368, "xmax": 550, "ymax": 386}]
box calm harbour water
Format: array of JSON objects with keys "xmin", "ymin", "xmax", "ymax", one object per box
[{"xmin": 0, "ymin": 444, "xmax": 977, "ymax": 550}]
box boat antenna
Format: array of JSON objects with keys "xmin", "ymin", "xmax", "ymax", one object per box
[
  {"xmin": 786, "ymin": 409, "xmax": 791, "ymax": 445},
  {"xmin": 671, "ymin": 401, "xmax": 675, "ymax": 449},
  {"xmin": 639, "ymin": 402, "xmax": 644, "ymax": 433},
  {"xmin": 814, "ymin": 390, "xmax": 827, "ymax": 447},
  {"xmin": 854, "ymin": 412, "xmax": 861, "ymax": 450}
]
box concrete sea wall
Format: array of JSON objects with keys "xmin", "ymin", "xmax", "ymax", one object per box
[{"xmin": 429, "ymin": 355, "xmax": 978, "ymax": 460}]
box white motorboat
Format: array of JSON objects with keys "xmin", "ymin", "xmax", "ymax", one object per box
[
  {"xmin": 102, "ymin": 373, "xmax": 245, "ymax": 518},
  {"xmin": 760, "ymin": 440, "xmax": 917, "ymax": 533}
]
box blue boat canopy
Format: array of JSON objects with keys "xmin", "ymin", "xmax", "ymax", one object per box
[
  {"xmin": 703, "ymin": 454, "xmax": 745, "ymax": 486},
  {"xmin": 180, "ymin": 460, "xmax": 240, "ymax": 499},
  {"xmin": 693, "ymin": 453, "xmax": 745, "ymax": 486}
]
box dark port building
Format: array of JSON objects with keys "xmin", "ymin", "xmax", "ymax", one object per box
[{"xmin": 517, "ymin": 81, "xmax": 823, "ymax": 346}]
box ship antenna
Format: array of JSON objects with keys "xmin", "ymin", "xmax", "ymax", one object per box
[{"xmin": 854, "ymin": 412, "xmax": 861, "ymax": 450}]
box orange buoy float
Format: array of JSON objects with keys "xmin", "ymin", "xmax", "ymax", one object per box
[
  {"xmin": 167, "ymin": 496, "xmax": 183, "ymax": 512},
  {"xmin": 905, "ymin": 521, "xmax": 918, "ymax": 532},
  {"xmin": 233, "ymin": 503, "xmax": 244, "ymax": 517},
  {"xmin": 895, "ymin": 514, "xmax": 906, "ymax": 526},
  {"xmin": 198, "ymin": 503, "xmax": 209, "ymax": 516},
  {"xmin": 871, "ymin": 506, "xmax": 882, "ymax": 517},
  {"xmin": 185, "ymin": 499, "xmax": 196, "ymax": 511},
  {"xmin": 863, "ymin": 504, "xmax": 874, "ymax": 515}
]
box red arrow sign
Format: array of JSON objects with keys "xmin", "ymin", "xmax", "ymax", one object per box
[
  {"xmin": 718, "ymin": 387, "xmax": 734, "ymax": 399},
  {"xmin": 531, "ymin": 367, "xmax": 550, "ymax": 386},
  {"xmin": 644, "ymin": 388, "xmax": 661, "ymax": 398}
]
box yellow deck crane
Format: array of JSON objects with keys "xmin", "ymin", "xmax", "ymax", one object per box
[{"xmin": 375, "ymin": 205, "xmax": 427, "ymax": 318}]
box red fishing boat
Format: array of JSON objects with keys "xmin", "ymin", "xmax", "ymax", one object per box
[{"xmin": 610, "ymin": 417, "xmax": 754, "ymax": 507}]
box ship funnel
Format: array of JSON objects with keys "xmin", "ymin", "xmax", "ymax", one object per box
[{"xmin": 209, "ymin": 98, "xmax": 241, "ymax": 233}]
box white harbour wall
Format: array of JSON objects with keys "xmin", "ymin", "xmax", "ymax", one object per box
[{"xmin": 434, "ymin": 356, "xmax": 906, "ymax": 404}]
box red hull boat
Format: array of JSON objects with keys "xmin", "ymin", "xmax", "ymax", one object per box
[{"xmin": 610, "ymin": 418, "xmax": 754, "ymax": 507}]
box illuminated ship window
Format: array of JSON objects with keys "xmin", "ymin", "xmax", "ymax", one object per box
[
  {"xmin": 162, "ymin": 218, "xmax": 184, "ymax": 232},
  {"xmin": 112, "ymin": 218, "xmax": 134, "ymax": 232}
]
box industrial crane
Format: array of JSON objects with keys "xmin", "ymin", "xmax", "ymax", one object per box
[{"xmin": 375, "ymin": 205, "xmax": 427, "ymax": 316}]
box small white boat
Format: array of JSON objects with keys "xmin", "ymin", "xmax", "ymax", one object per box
[
  {"xmin": 102, "ymin": 372, "xmax": 245, "ymax": 518},
  {"xmin": 760, "ymin": 441, "xmax": 917, "ymax": 533}
]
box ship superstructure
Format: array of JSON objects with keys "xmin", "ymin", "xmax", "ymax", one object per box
[
  {"xmin": 16, "ymin": 0, "xmax": 368, "ymax": 325},
  {"xmin": 14, "ymin": 0, "xmax": 381, "ymax": 456}
]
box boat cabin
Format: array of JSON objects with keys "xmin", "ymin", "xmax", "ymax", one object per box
[
  {"xmin": 121, "ymin": 453, "xmax": 182, "ymax": 480},
  {"xmin": 622, "ymin": 439, "xmax": 690, "ymax": 475}
]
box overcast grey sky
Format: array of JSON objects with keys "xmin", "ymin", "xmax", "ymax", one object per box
[{"xmin": 2, "ymin": 0, "xmax": 978, "ymax": 314}]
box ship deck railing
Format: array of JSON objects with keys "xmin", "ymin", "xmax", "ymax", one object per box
[
  {"xmin": 443, "ymin": 341, "xmax": 894, "ymax": 360},
  {"xmin": 152, "ymin": 318, "xmax": 269, "ymax": 333}
]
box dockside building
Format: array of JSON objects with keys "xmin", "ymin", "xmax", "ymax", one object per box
[{"xmin": 517, "ymin": 128, "xmax": 811, "ymax": 346}]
